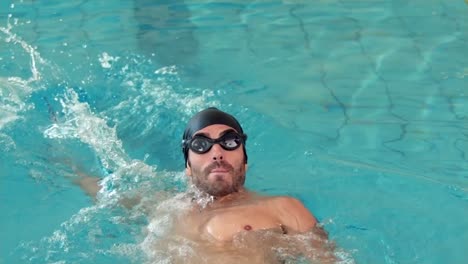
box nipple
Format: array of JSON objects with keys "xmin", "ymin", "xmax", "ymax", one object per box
[
  {"xmin": 280, "ymin": 224, "xmax": 288, "ymax": 234},
  {"xmin": 244, "ymin": 225, "xmax": 252, "ymax": 231}
]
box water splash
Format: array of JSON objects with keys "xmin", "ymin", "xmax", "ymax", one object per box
[
  {"xmin": 112, "ymin": 64, "xmax": 217, "ymax": 117},
  {"xmin": 0, "ymin": 15, "xmax": 44, "ymax": 82},
  {"xmin": 44, "ymin": 88, "xmax": 129, "ymax": 170},
  {"xmin": 0, "ymin": 133, "xmax": 16, "ymax": 151},
  {"xmin": 0, "ymin": 15, "xmax": 49, "ymax": 131},
  {"xmin": 98, "ymin": 52, "xmax": 120, "ymax": 69},
  {"xmin": 19, "ymin": 202, "xmax": 146, "ymax": 263},
  {"xmin": 102, "ymin": 62, "xmax": 219, "ymax": 146},
  {"xmin": 42, "ymin": 88, "xmax": 168, "ymax": 202}
]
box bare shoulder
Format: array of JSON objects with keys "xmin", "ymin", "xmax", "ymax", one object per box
[
  {"xmin": 269, "ymin": 196, "xmax": 318, "ymax": 232},
  {"xmin": 269, "ymin": 196, "xmax": 313, "ymax": 214}
]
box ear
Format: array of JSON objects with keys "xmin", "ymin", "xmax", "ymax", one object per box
[
  {"xmin": 244, "ymin": 163, "xmax": 248, "ymax": 172},
  {"xmin": 185, "ymin": 163, "xmax": 192, "ymax": 176}
]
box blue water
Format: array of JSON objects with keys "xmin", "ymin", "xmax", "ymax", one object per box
[{"xmin": 1, "ymin": 0, "xmax": 467, "ymax": 263}]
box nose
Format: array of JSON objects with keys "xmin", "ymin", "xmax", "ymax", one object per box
[{"xmin": 210, "ymin": 143, "xmax": 224, "ymax": 161}]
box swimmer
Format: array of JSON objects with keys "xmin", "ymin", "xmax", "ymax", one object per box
[{"xmin": 77, "ymin": 107, "xmax": 337, "ymax": 263}]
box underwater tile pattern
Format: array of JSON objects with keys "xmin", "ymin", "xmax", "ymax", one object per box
[
  {"xmin": 186, "ymin": 0, "xmax": 468, "ymax": 187},
  {"xmin": 1, "ymin": 1, "xmax": 467, "ymax": 263}
]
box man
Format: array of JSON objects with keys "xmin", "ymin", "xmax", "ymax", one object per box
[
  {"xmin": 181, "ymin": 108, "xmax": 320, "ymax": 237},
  {"xmin": 77, "ymin": 107, "xmax": 336, "ymax": 263}
]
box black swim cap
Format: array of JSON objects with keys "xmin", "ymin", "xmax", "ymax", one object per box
[{"xmin": 182, "ymin": 107, "xmax": 247, "ymax": 167}]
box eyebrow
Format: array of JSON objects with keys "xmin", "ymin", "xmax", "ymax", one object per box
[{"xmin": 194, "ymin": 129, "xmax": 236, "ymax": 138}]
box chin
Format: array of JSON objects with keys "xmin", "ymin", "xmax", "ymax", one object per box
[
  {"xmin": 211, "ymin": 190, "xmax": 234, "ymax": 197},
  {"xmin": 209, "ymin": 173, "xmax": 231, "ymax": 181},
  {"xmin": 209, "ymin": 185, "xmax": 235, "ymax": 197}
]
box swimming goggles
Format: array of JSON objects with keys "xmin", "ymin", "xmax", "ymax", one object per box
[{"xmin": 183, "ymin": 131, "xmax": 247, "ymax": 154}]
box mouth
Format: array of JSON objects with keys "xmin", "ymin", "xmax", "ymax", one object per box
[
  {"xmin": 210, "ymin": 168, "xmax": 229, "ymax": 173},
  {"xmin": 205, "ymin": 161, "xmax": 234, "ymax": 176}
]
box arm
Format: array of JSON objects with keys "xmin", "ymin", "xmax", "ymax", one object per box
[
  {"xmin": 73, "ymin": 170, "xmax": 141, "ymax": 209},
  {"xmin": 276, "ymin": 197, "xmax": 337, "ymax": 263},
  {"xmin": 73, "ymin": 172, "xmax": 101, "ymax": 199},
  {"xmin": 277, "ymin": 197, "xmax": 317, "ymax": 232}
]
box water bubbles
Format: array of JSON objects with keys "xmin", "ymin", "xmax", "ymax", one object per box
[
  {"xmin": 0, "ymin": 133, "xmax": 16, "ymax": 151},
  {"xmin": 154, "ymin": 65, "xmax": 178, "ymax": 75},
  {"xmin": 201, "ymin": 89, "xmax": 214, "ymax": 97},
  {"xmin": 98, "ymin": 52, "xmax": 120, "ymax": 69}
]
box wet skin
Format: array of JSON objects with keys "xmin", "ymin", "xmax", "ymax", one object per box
[
  {"xmin": 167, "ymin": 124, "xmax": 335, "ymax": 263},
  {"xmin": 76, "ymin": 124, "xmax": 335, "ymax": 263},
  {"xmin": 150, "ymin": 190, "xmax": 333, "ymax": 264},
  {"xmin": 184, "ymin": 125, "xmax": 316, "ymax": 238}
]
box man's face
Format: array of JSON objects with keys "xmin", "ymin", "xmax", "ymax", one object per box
[{"xmin": 185, "ymin": 124, "xmax": 247, "ymax": 197}]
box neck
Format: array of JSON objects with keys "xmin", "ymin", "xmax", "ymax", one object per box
[
  {"xmin": 214, "ymin": 188, "xmax": 246, "ymax": 202},
  {"xmin": 189, "ymin": 185, "xmax": 249, "ymax": 210},
  {"xmin": 205, "ymin": 188, "xmax": 252, "ymax": 209}
]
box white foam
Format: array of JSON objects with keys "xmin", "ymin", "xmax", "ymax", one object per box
[
  {"xmin": 43, "ymin": 88, "xmax": 162, "ymax": 204},
  {"xmin": 139, "ymin": 192, "xmax": 193, "ymax": 261},
  {"xmin": 0, "ymin": 18, "xmax": 45, "ymax": 83},
  {"xmin": 98, "ymin": 52, "xmax": 120, "ymax": 69},
  {"xmin": 0, "ymin": 133, "xmax": 16, "ymax": 151},
  {"xmin": 0, "ymin": 76, "xmax": 35, "ymax": 130},
  {"xmin": 0, "ymin": 111, "xmax": 20, "ymax": 130},
  {"xmin": 0, "ymin": 16, "xmax": 48, "ymax": 131},
  {"xmin": 154, "ymin": 65, "xmax": 178, "ymax": 75},
  {"xmin": 43, "ymin": 230, "xmax": 70, "ymax": 253},
  {"xmin": 106, "ymin": 243, "xmax": 140, "ymax": 259},
  {"xmin": 44, "ymin": 88, "xmax": 129, "ymax": 170},
  {"xmin": 107, "ymin": 65, "xmax": 218, "ymax": 137}
]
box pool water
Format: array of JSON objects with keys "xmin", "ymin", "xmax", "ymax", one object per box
[{"xmin": 1, "ymin": 0, "xmax": 467, "ymax": 263}]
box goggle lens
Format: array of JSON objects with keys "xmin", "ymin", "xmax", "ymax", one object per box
[{"xmin": 186, "ymin": 132, "xmax": 245, "ymax": 154}]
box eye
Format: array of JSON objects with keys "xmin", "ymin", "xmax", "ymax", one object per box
[
  {"xmin": 224, "ymin": 138, "xmax": 238, "ymax": 148},
  {"xmin": 191, "ymin": 138, "xmax": 210, "ymax": 152},
  {"xmin": 222, "ymin": 134, "xmax": 240, "ymax": 148}
]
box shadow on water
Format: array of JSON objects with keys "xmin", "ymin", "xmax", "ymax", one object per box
[{"xmin": 133, "ymin": 0, "xmax": 198, "ymax": 67}]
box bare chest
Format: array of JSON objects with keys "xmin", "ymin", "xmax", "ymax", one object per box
[{"xmin": 200, "ymin": 205, "xmax": 285, "ymax": 241}]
